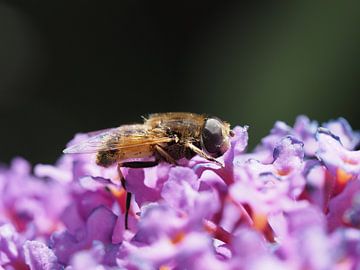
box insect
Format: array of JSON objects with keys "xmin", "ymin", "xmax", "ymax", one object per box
[{"xmin": 63, "ymin": 112, "xmax": 234, "ymax": 228}]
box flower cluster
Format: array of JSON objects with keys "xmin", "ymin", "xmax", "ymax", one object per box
[{"xmin": 0, "ymin": 116, "xmax": 360, "ymax": 270}]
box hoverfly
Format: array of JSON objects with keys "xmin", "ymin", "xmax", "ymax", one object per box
[{"xmin": 63, "ymin": 112, "xmax": 233, "ymax": 228}]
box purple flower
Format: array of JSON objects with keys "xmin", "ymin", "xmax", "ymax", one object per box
[
  {"xmin": 257, "ymin": 115, "xmax": 359, "ymax": 158},
  {"xmin": 1, "ymin": 116, "xmax": 360, "ymax": 269}
]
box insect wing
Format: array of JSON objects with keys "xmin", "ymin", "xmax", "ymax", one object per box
[
  {"xmin": 63, "ymin": 125, "xmax": 174, "ymax": 154},
  {"xmin": 63, "ymin": 128, "xmax": 121, "ymax": 154}
]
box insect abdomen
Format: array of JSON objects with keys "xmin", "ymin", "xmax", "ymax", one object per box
[
  {"xmin": 96, "ymin": 145, "xmax": 155, "ymax": 167},
  {"xmin": 96, "ymin": 150, "xmax": 119, "ymax": 167}
]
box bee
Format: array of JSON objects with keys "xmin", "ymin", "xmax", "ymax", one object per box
[{"xmin": 63, "ymin": 112, "xmax": 234, "ymax": 228}]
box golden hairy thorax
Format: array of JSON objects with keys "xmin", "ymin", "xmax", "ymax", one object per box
[{"xmin": 145, "ymin": 112, "xmax": 205, "ymax": 141}]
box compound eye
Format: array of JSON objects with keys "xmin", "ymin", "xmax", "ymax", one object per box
[{"xmin": 201, "ymin": 118, "xmax": 224, "ymax": 156}]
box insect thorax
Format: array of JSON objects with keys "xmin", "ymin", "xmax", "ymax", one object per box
[{"xmin": 161, "ymin": 141, "xmax": 198, "ymax": 161}]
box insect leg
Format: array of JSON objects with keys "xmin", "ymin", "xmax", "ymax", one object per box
[
  {"xmin": 154, "ymin": 144, "xmax": 177, "ymax": 165},
  {"xmin": 117, "ymin": 161, "xmax": 159, "ymax": 230},
  {"xmin": 185, "ymin": 142, "xmax": 224, "ymax": 167},
  {"xmin": 121, "ymin": 161, "xmax": 159, "ymax": 168}
]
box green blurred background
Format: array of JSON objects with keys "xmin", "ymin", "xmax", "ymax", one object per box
[{"xmin": 0, "ymin": 1, "xmax": 359, "ymax": 164}]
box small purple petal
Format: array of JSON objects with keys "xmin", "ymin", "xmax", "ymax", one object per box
[
  {"xmin": 71, "ymin": 191, "xmax": 114, "ymax": 221},
  {"xmin": 112, "ymin": 215, "xmax": 125, "ymax": 244},
  {"xmin": 0, "ymin": 224, "xmax": 21, "ymax": 264},
  {"xmin": 52, "ymin": 206, "xmax": 118, "ymax": 264},
  {"xmin": 85, "ymin": 207, "xmax": 117, "ymax": 244},
  {"xmin": 50, "ymin": 231, "xmax": 83, "ymax": 264},
  {"xmin": 10, "ymin": 158, "xmax": 31, "ymax": 176},
  {"xmin": 259, "ymin": 121, "xmax": 293, "ymax": 152},
  {"xmin": 327, "ymin": 180, "xmax": 360, "ymax": 232},
  {"xmin": 316, "ymin": 128, "xmax": 360, "ymax": 175},
  {"xmin": 222, "ymin": 126, "xmax": 249, "ymax": 170},
  {"xmin": 176, "ymin": 233, "xmax": 228, "ymax": 270},
  {"xmin": 301, "ymin": 161, "xmax": 327, "ymax": 210},
  {"xmin": 188, "ymin": 190, "xmax": 220, "ymax": 226},
  {"xmin": 232, "ymin": 228, "xmax": 267, "ymax": 258},
  {"xmin": 79, "ymin": 176, "xmax": 114, "ymax": 191},
  {"xmin": 198, "ymin": 169, "xmax": 227, "ymax": 191},
  {"xmin": 324, "ymin": 117, "xmax": 360, "ymax": 150},
  {"xmin": 130, "ymin": 238, "xmax": 177, "ymax": 268},
  {"xmin": 23, "ymin": 240, "xmax": 61, "ymax": 270},
  {"xmin": 285, "ymin": 206, "xmax": 325, "ymax": 235},
  {"xmin": 61, "ymin": 204, "xmax": 85, "ymax": 239},
  {"xmin": 134, "ymin": 204, "xmax": 185, "ymax": 244},
  {"xmin": 161, "ymin": 167, "xmax": 200, "ymax": 212},
  {"xmin": 272, "ymin": 136, "xmax": 304, "ymax": 176},
  {"xmin": 34, "ymin": 164, "xmax": 72, "ymax": 183},
  {"xmin": 293, "ymin": 115, "xmax": 319, "ymax": 156},
  {"xmin": 126, "ymin": 168, "xmax": 162, "ymax": 207}
]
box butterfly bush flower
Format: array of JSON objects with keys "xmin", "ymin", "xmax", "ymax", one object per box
[{"xmin": 0, "ymin": 115, "xmax": 360, "ymax": 270}]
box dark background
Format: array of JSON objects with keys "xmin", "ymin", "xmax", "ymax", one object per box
[{"xmin": 1, "ymin": 1, "xmax": 359, "ymax": 165}]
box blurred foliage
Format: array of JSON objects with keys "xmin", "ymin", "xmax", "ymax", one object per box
[{"xmin": 0, "ymin": 1, "xmax": 359, "ymax": 163}]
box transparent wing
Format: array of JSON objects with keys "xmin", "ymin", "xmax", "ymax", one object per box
[
  {"xmin": 63, "ymin": 124, "xmax": 173, "ymax": 154},
  {"xmin": 63, "ymin": 127, "xmax": 121, "ymax": 154}
]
